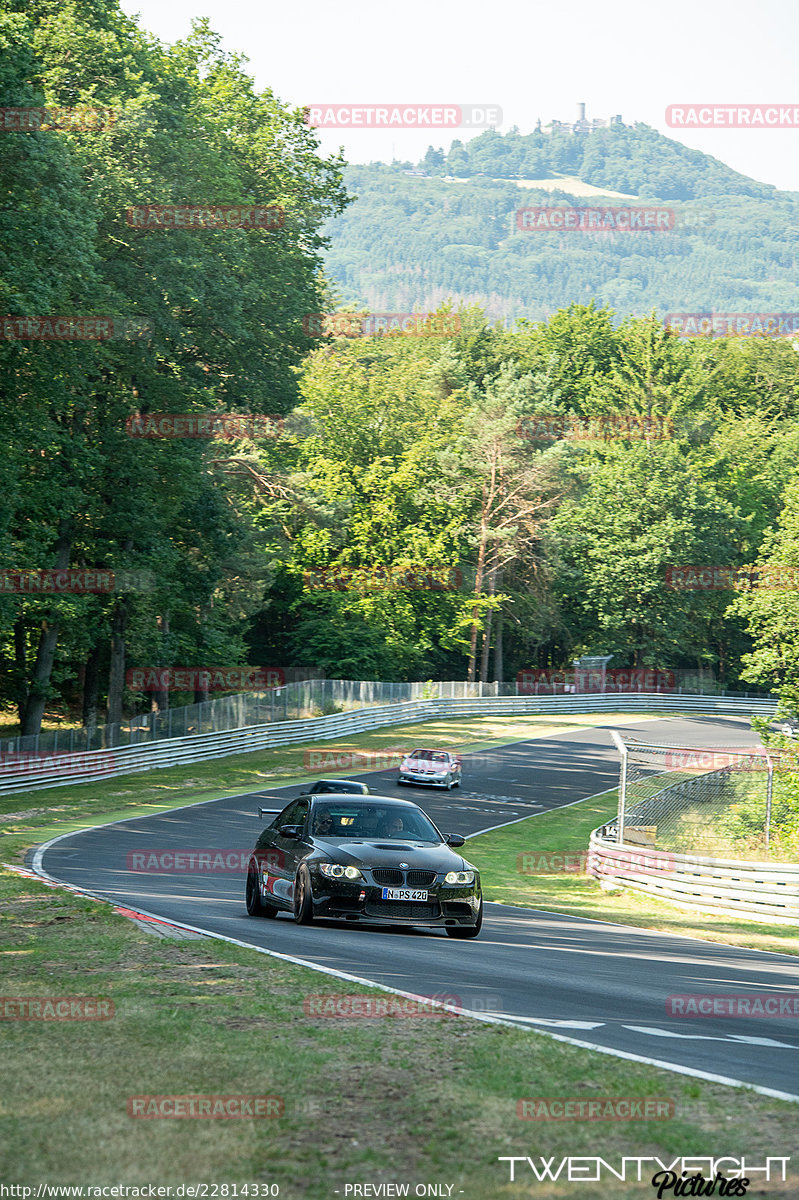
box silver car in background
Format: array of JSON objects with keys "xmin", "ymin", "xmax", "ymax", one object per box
[{"xmin": 397, "ymin": 748, "xmax": 462, "ymax": 790}]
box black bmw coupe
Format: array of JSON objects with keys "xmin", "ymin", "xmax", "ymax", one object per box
[{"xmin": 245, "ymin": 794, "xmax": 482, "ymax": 937}]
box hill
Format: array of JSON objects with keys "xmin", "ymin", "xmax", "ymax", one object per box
[{"xmin": 322, "ymin": 124, "xmax": 799, "ymax": 322}]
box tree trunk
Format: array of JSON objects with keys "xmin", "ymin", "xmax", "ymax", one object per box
[
  {"xmin": 494, "ymin": 586, "xmax": 504, "ymax": 683},
  {"xmin": 82, "ymin": 641, "xmax": 102, "ymax": 739},
  {"xmin": 106, "ymin": 601, "xmax": 129, "ymax": 731},
  {"xmin": 152, "ymin": 612, "xmax": 170, "ymax": 714},
  {"xmin": 20, "ymin": 523, "xmax": 73, "ymax": 737},
  {"xmin": 479, "ymin": 560, "xmax": 497, "ymax": 683},
  {"xmin": 14, "ymin": 616, "xmax": 28, "ymax": 727},
  {"xmin": 467, "ymin": 520, "xmax": 488, "ymax": 682}
]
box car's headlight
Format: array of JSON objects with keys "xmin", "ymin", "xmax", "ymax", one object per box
[
  {"xmin": 318, "ymin": 863, "xmax": 363, "ymax": 880},
  {"xmin": 445, "ymin": 870, "xmax": 475, "ymax": 884}
]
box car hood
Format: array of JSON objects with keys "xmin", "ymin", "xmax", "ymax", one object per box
[
  {"xmin": 400, "ymin": 758, "xmax": 449, "ymax": 771},
  {"xmin": 311, "ymin": 838, "xmax": 472, "ymax": 872}
]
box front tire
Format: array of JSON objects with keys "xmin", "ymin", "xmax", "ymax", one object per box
[
  {"xmin": 246, "ymin": 860, "xmax": 263, "ymax": 916},
  {"xmin": 246, "ymin": 858, "xmax": 278, "ymax": 918},
  {"xmin": 293, "ymin": 865, "xmax": 314, "ymax": 925},
  {"xmin": 446, "ymin": 899, "xmax": 482, "ymax": 939}
]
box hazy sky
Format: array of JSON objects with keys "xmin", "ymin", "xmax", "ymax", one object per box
[{"xmin": 119, "ymin": 0, "xmax": 799, "ymax": 191}]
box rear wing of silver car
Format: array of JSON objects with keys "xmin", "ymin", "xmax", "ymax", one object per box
[{"xmin": 258, "ymin": 807, "xmax": 281, "ymax": 818}]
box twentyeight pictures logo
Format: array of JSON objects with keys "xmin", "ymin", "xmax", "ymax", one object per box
[{"xmin": 305, "ymin": 104, "xmax": 501, "ymax": 129}]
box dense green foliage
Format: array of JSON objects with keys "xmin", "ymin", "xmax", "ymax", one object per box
[
  {"xmin": 432, "ymin": 123, "xmax": 775, "ymax": 198},
  {"xmin": 324, "ymin": 134, "xmax": 799, "ymax": 321}
]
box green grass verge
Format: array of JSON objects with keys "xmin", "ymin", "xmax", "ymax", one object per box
[
  {"xmin": 467, "ymin": 792, "xmax": 799, "ymax": 957},
  {"xmin": 1, "ymin": 864, "xmax": 797, "ymax": 1198},
  {"xmin": 0, "ymin": 711, "xmax": 653, "ymax": 836},
  {"xmin": 2, "ymin": 713, "xmax": 798, "ymax": 1194}
]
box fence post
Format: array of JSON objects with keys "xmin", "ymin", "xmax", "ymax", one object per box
[
  {"xmin": 611, "ymin": 731, "xmax": 628, "ymax": 846},
  {"xmin": 765, "ymin": 752, "xmax": 773, "ymax": 851}
]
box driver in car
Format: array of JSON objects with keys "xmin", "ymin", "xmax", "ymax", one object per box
[{"xmin": 314, "ymin": 810, "xmax": 335, "ymax": 836}]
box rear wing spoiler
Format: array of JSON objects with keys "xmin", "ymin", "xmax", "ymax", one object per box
[{"xmin": 258, "ymin": 807, "xmax": 281, "ymax": 818}]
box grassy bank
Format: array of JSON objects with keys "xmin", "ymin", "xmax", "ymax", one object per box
[
  {"xmin": 1, "ymin": 863, "xmax": 797, "ymax": 1198},
  {"xmin": 3, "ymin": 712, "xmax": 798, "ymax": 1194},
  {"xmin": 467, "ymin": 792, "xmax": 799, "ymax": 957}
]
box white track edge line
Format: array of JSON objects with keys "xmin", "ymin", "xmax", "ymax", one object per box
[{"xmin": 28, "ymin": 840, "xmax": 799, "ymax": 1105}]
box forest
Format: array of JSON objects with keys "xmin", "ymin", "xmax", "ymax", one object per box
[
  {"xmin": 4, "ymin": 0, "xmax": 799, "ymax": 739},
  {"xmin": 324, "ymin": 127, "xmax": 799, "ymax": 321}
]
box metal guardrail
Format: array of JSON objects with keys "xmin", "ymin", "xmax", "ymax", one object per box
[
  {"xmin": 0, "ymin": 692, "xmax": 777, "ymax": 798},
  {"xmin": 1, "ymin": 676, "xmax": 772, "ymax": 759},
  {"xmin": 587, "ymin": 829, "xmax": 799, "ymax": 924}
]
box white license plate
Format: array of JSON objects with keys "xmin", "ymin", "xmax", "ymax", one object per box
[{"xmin": 381, "ymin": 888, "xmax": 428, "ymax": 901}]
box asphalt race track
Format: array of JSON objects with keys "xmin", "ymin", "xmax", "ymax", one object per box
[{"xmin": 34, "ymin": 715, "xmax": 799, "ymax": 1100}]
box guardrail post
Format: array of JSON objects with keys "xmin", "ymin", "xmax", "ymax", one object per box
[
  {"xmin": 765, "ymin": 752, "xmax": 773, "ymax": 851},
  {"xmin": 611, "ymin": 730, "xmax": 628, "ymax": 846}
]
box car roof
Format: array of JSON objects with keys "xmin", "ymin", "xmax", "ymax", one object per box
[
  {"xmin": 307, "ymin": 793, "xmax": 426, "ymax": 809},
  {"xmin": 312, "ymin": 779, "xmax": 366, "ymax": 786}
]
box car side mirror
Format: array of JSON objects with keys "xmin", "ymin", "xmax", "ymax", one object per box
[
  {"xmin": 279, "ymin": 824, "xmax": 303, "ymax": 839},
  {"xmin": 445, "ymin": 833, "xmax": 465, "ymax": 847}
]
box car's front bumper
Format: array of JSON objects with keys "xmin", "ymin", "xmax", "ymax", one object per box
[
  {"xmin": 308, "ymin": 872, "xmax": 481, "ymax": 926},
  {"xmin": 397, "ymin": 772, "xmax": 453, "ymax": 787}
]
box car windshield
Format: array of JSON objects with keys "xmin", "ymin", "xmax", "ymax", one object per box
[
  {"xmin": 408, "ymin": 749, "xmax": 449, "ymax": 762},
  {"xmin": 311, "ymin": 803, "xmax": 441, "ymax": 842}
]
